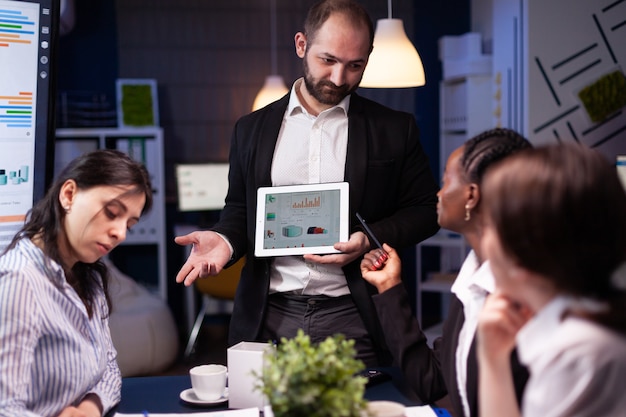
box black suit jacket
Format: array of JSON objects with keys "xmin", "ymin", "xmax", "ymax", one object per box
[
  {"xmin": 212, "ymin": 92, "xmax": 439, "ymax": 364},
  {"xmin": 374, "ymin": 284, "xmax": 529, "ymax": 416}
]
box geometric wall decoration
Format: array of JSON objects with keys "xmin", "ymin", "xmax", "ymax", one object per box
[{"xmin": 493, "ymin": 0, "xmax": 626, "ymax": 160}]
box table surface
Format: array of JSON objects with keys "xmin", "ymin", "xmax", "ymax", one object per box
[{"xmin": 113, "ymin": 368, "xmax": 448, "ymax": 415}]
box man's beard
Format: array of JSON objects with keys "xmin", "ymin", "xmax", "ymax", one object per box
[{"xmin": 302, "ymin": 56, "xmax": 359, "ymax": 106}]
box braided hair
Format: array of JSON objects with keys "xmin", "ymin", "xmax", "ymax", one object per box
[{"xmin": 461, "ymin": 128, "xmax": 532, "ymax": 185}]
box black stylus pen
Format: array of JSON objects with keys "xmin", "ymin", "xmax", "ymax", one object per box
[
  {"xmin": 356, "ymin": 212, "xmax": 388, "ymax": 270},
  {"xmin": 356, "ymin": 212, "xmax": 383, "ymax": 249}
]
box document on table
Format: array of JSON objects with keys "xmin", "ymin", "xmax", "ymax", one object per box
[
  {"xmin": 406, "ymin": 405, "xmax": 441, "ymax": 416},
  {"xmin": 115, "ymin": 404, "xmax": 441, "ymax": 417},
  {"xmin": 114, "ymin": 408, "xmax": 259, "ymax": 417},
  {"xmin": 263, "ymin": 405, "xmax": 439, "ymax": 417}
]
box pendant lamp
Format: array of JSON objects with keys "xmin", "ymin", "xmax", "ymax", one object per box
[
  {"xmin": 252, "ymin": 0, "xmax": 289, "ymax": 111},
  {"xmin": 360, "ymin": 0, "xmax": 425, "ymax": 88}
]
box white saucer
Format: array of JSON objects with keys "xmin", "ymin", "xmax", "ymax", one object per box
[{"xmin": 179, "ymin": 387, "xmax": 229, "ymax": 406}]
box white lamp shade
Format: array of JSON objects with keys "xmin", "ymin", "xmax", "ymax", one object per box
[
  {"xmin": 252, "ymin": 75, "xmax": 289, "ymax": 111},
  {"xmin": 360, "ymin": 19, "xmax": 426, "ymax": 88}
]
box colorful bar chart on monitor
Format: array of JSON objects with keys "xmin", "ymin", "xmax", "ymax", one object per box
[
  {"xmin": 0, "ymin": 0, "xmax": 45, "ymax": 253},
  {"xmin": 0, "ymin": 1, "xmax": 38, "ymax": 134}
]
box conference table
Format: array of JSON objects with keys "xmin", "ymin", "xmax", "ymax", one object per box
[{"xmin": 111, "ymin": 368, "xmax": 451, "ymax": 416}]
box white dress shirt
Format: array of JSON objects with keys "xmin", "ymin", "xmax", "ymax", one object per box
[
  {"xmin": 450, "ymin": 250, "xmax": 494, "ymax": 417},
  {"xmin": 517, "ymin": 295, "xmax": 626, "ymax": 416},
  {"xmin": 0, "ymin": 238, "xmax": 121, "ymax": 417},
  {"xmin": 269, "ymin": 78, "xmax": 351, "ymax": 296}
]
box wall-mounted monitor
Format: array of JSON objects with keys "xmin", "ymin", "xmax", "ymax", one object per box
[{"xmin": 0, "ymin": 0, "xmax": 58, "ymax": 252}]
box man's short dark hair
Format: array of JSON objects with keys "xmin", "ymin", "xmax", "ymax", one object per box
[{"xmin": 304, "ymin": 0, "xmax": 374, "ymax": 52}]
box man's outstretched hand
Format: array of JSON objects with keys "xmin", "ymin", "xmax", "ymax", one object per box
[{"xmin": 174, "ymin": 230, "xmax": 232, "ymax": 286}]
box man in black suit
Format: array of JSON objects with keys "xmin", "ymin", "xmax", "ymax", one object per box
[{"xmin": 175, "ymin": 0, "xmax": 439, "ymax": 366}]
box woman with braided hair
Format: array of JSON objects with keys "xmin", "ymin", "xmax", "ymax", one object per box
[{"xmin": 360, "ymin": 128, "xmax": 531, "ymax": 417}]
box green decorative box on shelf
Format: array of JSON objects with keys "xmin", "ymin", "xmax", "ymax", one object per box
[
  {"xmin": 256, "ymin": 330, "xmax": 368, "ymax": 417},
  {"xmin": 116, "ymin": 79, "xmax": 159, "ymax": 128},
  {"xmin": 578, "ymin": 70, "xmax": 626, "ymax": 123}
]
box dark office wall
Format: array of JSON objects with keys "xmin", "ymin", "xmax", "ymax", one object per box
[
  {"xmin": 57, "ymin": 1, "xmax": 118, "ymax": 104},
  {"xmin": 114, "ymin": 0, "xmax": 424, "ymax": 200},
  {"xmin": 56, "ymin": 0, "xmax": 470, "ymax": 192}
]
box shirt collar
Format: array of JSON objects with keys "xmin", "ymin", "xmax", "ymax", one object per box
[
  {"xmin": 516, "ymin": 295, "xmax": 607, "ymax": 365},
  {"xmin": 451, "ymin": 250, "xmax": 495, "ymax": 296},
  {"xmin": 287, "ymin": 77, "xmax": 350, "ymax": 118},
  {"xmin": 17, "ymin": 237, "xmax": 66, "ymax": 286},
  {"xmin": 516, "ymin": 295, "xmax": 573, "ymax": 365}
]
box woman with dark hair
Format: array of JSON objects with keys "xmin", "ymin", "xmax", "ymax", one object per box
[
  {"xmin": 0, "ymin": 149, "xmax": 153, "ymax": 417},
  {"xmin": 360, "ymin": 128, "xmax": 531, "ymax": 417},
  {"xmin": 477, "ymin": 143, "xmax": 626, "ymax": 416}
]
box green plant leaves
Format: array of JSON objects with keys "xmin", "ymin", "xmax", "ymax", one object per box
[{"xmin": 256, "ymin": 330, "xmax": 368, "ymax": 417}]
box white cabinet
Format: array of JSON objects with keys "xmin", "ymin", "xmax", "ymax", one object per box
[
  {"xmin": 439, "ymin": 75, "xmax": 493, "ymax": 178},
  {"xmin": 438, "ymin": 32, "xmax": 493, "ymax": 178},
  {"xmin": 54, "ymin": 127, "xmax": 167, "ymax": 301}
]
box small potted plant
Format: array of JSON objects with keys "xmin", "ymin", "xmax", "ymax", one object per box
[{"xmin": 256, "ymin": 329, "xmax": 368, "ymax": 417}]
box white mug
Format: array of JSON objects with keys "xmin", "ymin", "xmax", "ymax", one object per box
[{"xmin": 189, "ymin": 364, "xmax": 227, "ymax": 401}]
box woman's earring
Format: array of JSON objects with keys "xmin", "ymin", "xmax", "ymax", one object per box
[
  {"xmin": 464, "ymin": 204, "xmax": 471, "ymax": 221},
  {"xmin": 64, "ymin": 205, "xmax": 71, "ymax": 213}
]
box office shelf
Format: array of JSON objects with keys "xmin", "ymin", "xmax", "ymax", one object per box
[{"xmin": 415, "ymin": 230, "xmax": 469, "ymax": 325}]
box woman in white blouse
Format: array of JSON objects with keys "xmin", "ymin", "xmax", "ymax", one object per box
[
  {"xmin": 477, "ymin": 143, "xmax": 626, "ymax": 417},
  {"xmin": 0, "ymin": 150, "xmax": 152, "ymax": 417}
]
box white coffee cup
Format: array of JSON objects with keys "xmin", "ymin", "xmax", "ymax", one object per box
[
  {"xmin": 189, "ymin": 364, "xmax": 228, "ymax": 401},
  {"xmin": 364, "ymin": 400, "xmax": 406, "ymax": 417}
]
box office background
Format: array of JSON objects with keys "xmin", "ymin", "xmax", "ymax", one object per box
[
  {"xmin": 53, "ymin": 0, "xmax": 626, "ymax": 342},
  {"xmin": 55, "ymin": 0, "xmax": 471, "ymax": 331}
]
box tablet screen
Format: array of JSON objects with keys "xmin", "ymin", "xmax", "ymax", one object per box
[{"xmin": 255, "ymin": 182, "xmax": 349, "ymax": 257}]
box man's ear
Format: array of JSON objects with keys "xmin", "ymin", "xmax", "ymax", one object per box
[
  {"xmin": 59, "ymin": 179, "xmax": 78, "ymax": 210},
  {"xmin": 295, "ymin": 32, "xmax": 307, "ymax": 58}
]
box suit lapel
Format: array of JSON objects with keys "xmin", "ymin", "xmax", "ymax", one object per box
[
  {"xmin": 255, "ymin": 96, "xmax": 290, "ymax": 185},
  {"xmin": 345, "ymin": 94, "xmax": 368, "ymax": 218}
]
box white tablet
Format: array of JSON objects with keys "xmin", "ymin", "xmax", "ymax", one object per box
[{"xmin": 255, "ymin": 182, "xmax": 350, "ymax": 257}]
